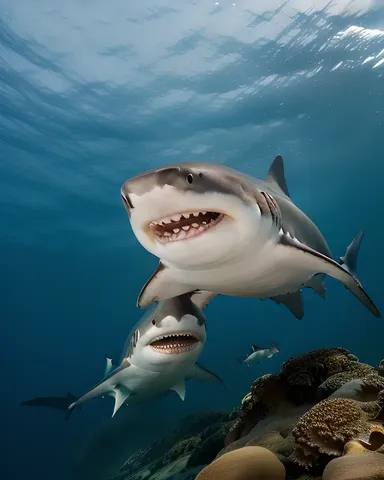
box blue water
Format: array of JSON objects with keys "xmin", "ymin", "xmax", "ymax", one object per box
[{"xmin": 1, "ymin": 1, "xmax": 384, "ymax": 479}]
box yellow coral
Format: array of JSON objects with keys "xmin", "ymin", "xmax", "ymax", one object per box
[
  {"xmin": 343, "ymin": 440, "xmax": 370, "ymax": 456},
  {"xmin": 195, "ymin": 446, "xmax": 285, "ymax": 480},
  {"xmin": 322, "ymin": 453, "xmax": 384, "ymax": 480}
]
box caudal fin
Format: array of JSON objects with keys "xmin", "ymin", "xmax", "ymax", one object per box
[
  {"xmin": 279, "ymin": 233, "xmax": 381, "ymax": 318},
  {"xmin": 339, "ymin": 231, "xmax": 381, "ymax": 318},
  {"xmin": 270, "ymin": 342, "xmax": 279, "ymax": 354}
]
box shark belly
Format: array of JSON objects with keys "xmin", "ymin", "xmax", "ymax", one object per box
[
  {"xmin": 175, "ymin": 239, "xmax": 316, "ymax": 299},
  {"xmin": 118, "ymin": 362, "xmax": 192, "ymax": 401}
]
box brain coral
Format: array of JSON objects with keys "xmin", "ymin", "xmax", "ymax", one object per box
[
  {"xmin": 195, "ymin": 446, "xmax": 285, "ymax": 480},
  {"xmin": 291, "ymin": 396, "xmax": 384, "ymax": 468},
  {"xmin": 281, "ymin": 348, "xmax": 360, "ymax": 385},
  {"xmin": 322, "ymin": 452, "xmax": 384, "ymax": 480}
]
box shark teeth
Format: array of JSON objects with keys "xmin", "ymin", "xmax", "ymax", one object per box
[
  {"xmin": 151, "ymin": 332, "xmax": 196, "ymax": 342},
  {"xmin": 150, "ymin": 212, "xmax": 203, "ymax": 225},
  {"xmin": 149, "ymin": 332, "xmax": 200, "ymax": 354},
  {"xmin": 148, "ymin": 211, "xmax": 224, "ymax": 244}
]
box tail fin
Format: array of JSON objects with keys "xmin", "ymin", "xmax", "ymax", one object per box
[
  {"xmin": 270, "ymin": 342, "xmax": 279, "ymax": 354},
  {"xmin": 339, "ymin": 231, "xmax": 381, "ymax": 318},
  {"xmin": 279, "ymin": 231, "xmax": 380, "ymax": 318}
]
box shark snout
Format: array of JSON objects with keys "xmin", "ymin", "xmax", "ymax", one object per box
[{"xmin": 121, "ymin": 191, "xmax": 134, "ymax": 210}]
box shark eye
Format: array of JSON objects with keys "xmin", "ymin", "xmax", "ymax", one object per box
[
  {"xmin": 152, "ymin": 319, "xmax": 156, "ymax": 325},
  {"xmin": 186, "ymin": 173, "xmax": 194, "ymax": 184}
]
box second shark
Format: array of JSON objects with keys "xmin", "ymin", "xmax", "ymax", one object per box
[{"xmin": 68, "ymin": 294, "xmax": 223, "ymax": 417}]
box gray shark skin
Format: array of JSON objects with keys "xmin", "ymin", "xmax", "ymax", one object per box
[
  {"xmin": 120, "ymin": 155, "xmax": 380, "ymax": 319},
  {"xmin": 68, "ymin": 294, "xmax": 223, "ymax": 418},
  {"xmin": 239, "ymin": 342, "xmax": 279, "ymax": 366},
  {"xmin": 21, "ymin": 392, "xmax": 78, "ymax": 420}
]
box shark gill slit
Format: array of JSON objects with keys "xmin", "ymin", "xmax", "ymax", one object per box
[{"xmin": 259, "ymin": 191, "xmax": 282, "ymax": 229}]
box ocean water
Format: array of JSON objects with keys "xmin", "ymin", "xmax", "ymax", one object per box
[{"xmin": 1, "ymin": 1, "xmax": 384, "ymax": 479}]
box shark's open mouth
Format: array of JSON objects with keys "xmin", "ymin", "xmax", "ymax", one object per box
[
  {"xmin": 149, "ymin": 332, "xmax": 200, "ymax": 354},
  {"xmin": 149, "ymin": 211, "xmax": 224, "ymax": 243}
]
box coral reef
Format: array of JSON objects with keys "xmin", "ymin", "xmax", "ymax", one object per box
[
  {"xmin": 195, "ymin": 446, "xmax": 285, "ymax": 480},
  {"xmin": 379, "ymin": 359, "xmax": 384, "ymax": 377},
  {"xmin": 109, "ymin": 348, "xmax": 384, "ymax": 480},
  {"xmin": 322, "ymin": 453, "xmax": 384, "ymax": 480},
  {"xmin": 316, "ymin": 364, "xmax": 374, "ymax": 399},
  {"xmin": 109, "ymin": 411, "xmax": 233, "ymax": 480},
  {"xmin": 290, "ymin": 396, "xmax": 384, "ymax": 468},
  {"xmin": 224, "ymin": 347, "xmax": 374, "ymax": 447}
]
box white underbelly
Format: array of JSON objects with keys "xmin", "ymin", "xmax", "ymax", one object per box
[
  {"xmin": 181, "ymin": 242, "xmax": 318, "ymax": 298},
  {"xmin": 116, "ymin": 364, "xmax": 187, "ymax": 400}
]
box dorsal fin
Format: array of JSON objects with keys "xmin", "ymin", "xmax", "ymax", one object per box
[
  {"xmin": 265, "ymin": 155, "xmax": 290, "ymax": 198},
  {"xmin": 251, "ymin": 345, "xmax": 261, "ymax": 352}
]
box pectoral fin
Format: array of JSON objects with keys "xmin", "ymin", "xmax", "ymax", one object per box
[
  {"xmin": 68, "ymin": 378, "xmax": 113, "ymax": 412},
  {"xmin": 137, "ymin": 261, "xmax": 192, "ymax": 308},
  {"xmin": 171, "ymin": 381, "xmax": 186, "ymax": 401},
  {"xmin": 279, "ymin": 234, "xmax": 380, "ymax": 318},
  {"xmin": 187, "ymin": 363, "xmax": 226, "ymax": 387},
  {"xmin": 189, "ymin": 290, "xmax": 218, "ymax": 310},
  {"xmin": 111, "ymin": 386, "xmax": 131, "ymax": 417},
  {"xmin": 270, "ymin": 290, "xmax": 304, "ymax": 320}
]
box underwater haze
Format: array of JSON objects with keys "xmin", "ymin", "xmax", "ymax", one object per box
[{"xmin": 1, "ymin": 0, "xmax": 384, "ymax": 479}]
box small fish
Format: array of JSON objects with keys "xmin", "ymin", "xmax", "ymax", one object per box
[
  {"xmin": 238, "ymin": 342, "xmax": 280, "ymax": 366},
  {"xmin": 68, "ymin": 294, "xmax": 224, "ymax": 418},
  {"xmin": 20, "ymin": 392, "xmax": 78, "ymax": 420}
]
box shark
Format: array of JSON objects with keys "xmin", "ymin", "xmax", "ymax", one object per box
[
  {"xmin": 238, "ymin": 342, "xmax": 280, "ymax": 366},
  {"xmin": 21, "ymin": 392, "xmax": 78, "ymax": 420},
  {"xmin": 68, "ymin": 294, "xmax": 223, "ymax": 418},
  {"xmin": 120, "ymin": 155, "xmax": 380, "ymax": 320}
]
